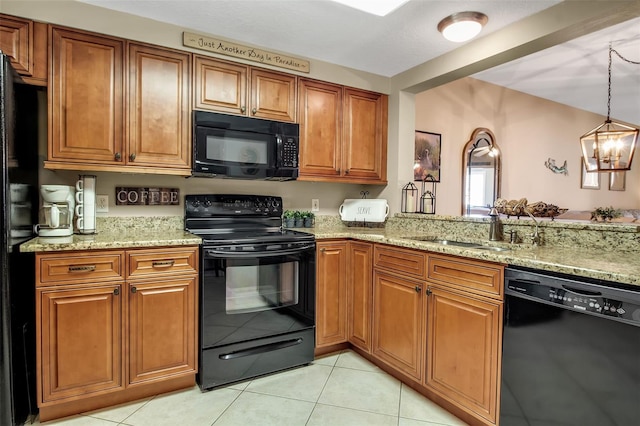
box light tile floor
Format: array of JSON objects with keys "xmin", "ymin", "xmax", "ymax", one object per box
[{"xmin": 33, "ymin": 350, "xmax": 468, "ymax": 426}]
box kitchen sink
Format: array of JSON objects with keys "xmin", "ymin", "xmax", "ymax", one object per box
[
  {"xmin": 472, "ymin": 246, "xmax": 512, "ymax": 252},
  {"xmin": 405, "ymin": 236, "xmax": 512, "ymax": 252},
  {"xmin": 407, "ymin": 237, "xmax": 481, "ymax": 248}
]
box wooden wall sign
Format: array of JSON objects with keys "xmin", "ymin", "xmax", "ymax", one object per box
[
  {"xmin": 183, "ymin": 31, "xmax": 310, "ymax": 73},
  {"xmin": 116, "ymin": 187, "xmax": 180, "ymax": 206}
]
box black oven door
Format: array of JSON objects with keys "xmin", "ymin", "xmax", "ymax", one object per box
[
  {"xmin": 194, "ymin": 125, "xmax": 277, "ymax": 178},
  {"xmin": 200, "ymin": 241, "xmax": 315, "ymax": 349}
]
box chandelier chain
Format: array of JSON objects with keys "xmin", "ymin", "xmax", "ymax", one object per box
[{"xmin": 606, "ymin": 44, "xmax": 640, "ymax": 121}]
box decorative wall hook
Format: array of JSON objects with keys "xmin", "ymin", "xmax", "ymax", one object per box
[{"xmin": 544, "ymin": 158, "xmax": 568, "ymax": 175}]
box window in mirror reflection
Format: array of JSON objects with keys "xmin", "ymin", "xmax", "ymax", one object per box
[{"xmin": 462, "ymin": 128, "xmax": 501, "ymax": 216}]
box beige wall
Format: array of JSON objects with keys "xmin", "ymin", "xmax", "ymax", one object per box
[
  {"xmin": 413, "ymin": 77, "xmax": 639, "ymax": 216},
  {"xmin": 3, "ymin": 1, "xmax": 638, "ymax": 218}
]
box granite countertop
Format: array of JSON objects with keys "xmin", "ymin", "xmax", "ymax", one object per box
[
  {"xmin": 20, "ymin": 219, "xmax": 639, "ymax": 287},
  {"xmin": 307, "ymin": 227, "xmax": 640, "ymax": 287},
  {"xmin": 20, "ymin": 229, "xmax": 201, "ymax": 252}
]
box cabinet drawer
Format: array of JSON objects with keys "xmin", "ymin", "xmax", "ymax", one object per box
[
  {"xmin": 427, "ymin": 254, "xmax": 503, "ymax": 298},
  {"xmin": 37, "ymin": 252, "xmax": 124, "ymax": 286},
  {"xmin": 374, "ymin": 244, "xmax": 427, "ymax": 280},
  {"xmin": 127, "ymin": 247, "xmax": 198, "ymax": 279}
]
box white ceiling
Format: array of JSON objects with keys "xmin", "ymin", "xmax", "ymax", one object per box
[{"xmin": 80, "ymin": 0, "xmax": 640, "ymax": 125}]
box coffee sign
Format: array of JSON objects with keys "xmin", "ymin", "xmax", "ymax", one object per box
[
  {"xmin": 183, "ymin": 31, "xmax": 310, "ymax": 73},
  {"xmin": 116, "ymin": 187, "xmax": 180, "ymax": 206}
]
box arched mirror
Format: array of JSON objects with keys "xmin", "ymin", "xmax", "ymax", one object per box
[{"xmin": 462, "ymin": 128, "xmax": 501, "ymax": 216}]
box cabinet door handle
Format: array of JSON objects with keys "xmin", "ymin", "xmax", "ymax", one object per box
[
  {"xmin": 426, "ymin": 287, "xmax": 432, "ymax": 296},
  {"xmin": 345, "ymin": 169, "xmax": 350, "ymax": 174},
  {"xmin": 68, "ymin": 265, "xmax": 96, "ymax": 273},
  {"xmin": 114, "ymin": 152, "xmax": 122, "ymax": 161},
  {"xmin": 131, "ymin": 286, "xmax": 137, "ymax": 294},
  {"xmin": 152, "ymin": 260, "xmax": 175, "ymax": 268},
  {"xmin": 241, "ymin": 106, "xmax": 246, "ymax": 113},
  {"xmin": 129, "ymin": 153, "xmax": 136, "ymax": 162},
  {"xmin": 415, "ymin": 285, "xmax": 422, "ymax": 293},
  {"xmin": 251, "ymin": 107, "xmax": 257, "ymax": 115},
  {"xmin": 114, "ymin": 288, "xmax": 120, "ymax": 296}
]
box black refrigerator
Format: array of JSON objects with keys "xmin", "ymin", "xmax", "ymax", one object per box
[{"xmin": 1, "ymin": 53, "xmax": 40, "ymax": 425}]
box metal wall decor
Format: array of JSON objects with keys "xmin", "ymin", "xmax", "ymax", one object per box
[
  {"xmin": 544, "ymin": 158, "xmax": 568, "ymax": 175},
  {"xmin": 414, "ymin": 131, "xmax": 441, "ymax": 182}
]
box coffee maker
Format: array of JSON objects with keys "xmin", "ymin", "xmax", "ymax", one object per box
[{"xmin": 37, "ymin": 185, "xmax": 75, "ymax": 237}]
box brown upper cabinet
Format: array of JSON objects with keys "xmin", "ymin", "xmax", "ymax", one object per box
[
  {"xmin": 194, "ymin": 56, "xmax": 296, "ymax": 122},
  {"xmin": 0, "ymin": 14, "xmax": 47, "ymax": 85},
  {"xmin": 47, "ymin": 26, "xmax": 191, "ymax": 175},
  {"xmin": 298, "ymin": 78, "xmax": 388, "ymax": 184}
]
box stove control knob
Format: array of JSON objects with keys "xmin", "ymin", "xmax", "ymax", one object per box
[
  {"xmin": 203, "ymin": 200, "xmax": 212, "ymax": 207},
  {"xmin": 191, "ymin": 200, "xmax": 201, "ymax": 208},
  {"xmin": 271, "ymin": 199, "xmax": 281, "ymax": 208}
]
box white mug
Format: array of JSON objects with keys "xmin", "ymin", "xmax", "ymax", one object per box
[
  {"xmin": 75, "ymin": 203, "xmax": 84, "ymax": 218},
  {"xmin": 75, "ymin": 187, "xmax": 84, "ymax": 204}
]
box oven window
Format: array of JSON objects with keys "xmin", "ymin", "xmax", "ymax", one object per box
[
  {"xmin": 226, "ymin": 261, "xmax": 299, "ymax": 314},
  {"xmin": 206, "ymin": 131, "xmax": 268, "ymax": 166}
]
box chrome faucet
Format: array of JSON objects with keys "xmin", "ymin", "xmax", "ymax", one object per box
[{"xmin": 523, "ymin": 208, "xmax": 540, "ymax": 246}]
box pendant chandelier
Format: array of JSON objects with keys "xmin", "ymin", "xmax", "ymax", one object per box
[{"xmin": 580, "ymin": 44, "xmax": 639, "ymax": 172}]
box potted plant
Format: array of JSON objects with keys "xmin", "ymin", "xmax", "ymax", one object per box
[
  {"xmin": 301, "ymin": 211, "xmax": 315, "ymax": 228},
  {"xmin": 293, "ymin": 210, "xmax": 304, "ymax": 228},
  {"xmin": 283, "ymin": 210, "xmax": 296, "ymax": 228}
]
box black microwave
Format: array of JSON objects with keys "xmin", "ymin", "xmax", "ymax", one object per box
[{"xmin": 193, "ymin": 111, "xmax": 300, "ymax": 180}]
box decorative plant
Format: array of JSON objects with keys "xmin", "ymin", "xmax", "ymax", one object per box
[
  {"xmin": 591, "ymin": 206, "xmax": 622, "ymax": 222},
  {"xmin": 283, "ymin": 210, "xmax": 296, "ymax": 219},
  {"xmin": 292, "ymin": 210, "xmax": 303, "ymax": 219},
  {"xmin": 300, "ymin": 211, "xmax": 314, "ymax": 219}
]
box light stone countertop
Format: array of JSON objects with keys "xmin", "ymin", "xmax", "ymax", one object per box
[
  {"xmin": 20, "ymin": 229, "xmax": 201, "ymax": 252},
  {"xmin": 307, "ymin": 227, "xmax": 640, "ymax": 287},
  {"xmin": 19, "ymin": 218, "xmax": 639, "ymax": 287}
]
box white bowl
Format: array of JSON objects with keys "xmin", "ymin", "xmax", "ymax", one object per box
[{"xmin": 40, "ymin": 185, "xmax": 74, "ymax": 203}]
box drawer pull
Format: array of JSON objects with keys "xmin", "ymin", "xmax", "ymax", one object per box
[
  {"xmin": 152, "ymin": 260, "xmax": 175, "ymax": 268},
  {"xmin": 114, "ymin": 288, "xmax": 120, "ymax": 296},
  {"xmin": 426, "ymin": 287, "xmax": 432, "ymax": 296},
  {"xmin": 131, "ymin": 286, "xmax": 137, "ymax": 294},
  {"xmin": 415, "ymin": 285, "xmax": 422, "ymax": 293},
  {"xmin": 68, "ymin": 265, "xmax": 96, "ymax": 273}
]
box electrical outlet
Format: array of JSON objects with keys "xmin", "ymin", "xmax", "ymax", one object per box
[
  {"xmin": 96, "ymin": 195, "xmax": 109, "ymax": 213},
  {"xmin": 311, "ymin": 199, "xmax": 319, "ymax": 212}
]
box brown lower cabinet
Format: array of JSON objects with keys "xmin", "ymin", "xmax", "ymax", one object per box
[
  {"xmin": 316, "ymin": 240, "xmax": 504, "ymax": 426},
  {"xmin": 372, "ymin": 270, "xmax": 423, "ymax": 381},
  {"xmin": 36, "ymin": 246, "xmax": 198, "ymax": 421},
  {"xmin": 315, "ymin": 241, "xmax": 348, "ymax": 347},
  {"xmin": 425, "ymin": 285, "xmax": 502, "ymax": 424}
]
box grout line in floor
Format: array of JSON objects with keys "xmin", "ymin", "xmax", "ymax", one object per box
[{"xmin": 210, "ymin": 384, "xmax": 245, "ymax": 426}]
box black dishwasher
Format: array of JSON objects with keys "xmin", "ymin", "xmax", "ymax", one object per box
[{"xmin": 501, "ymin": 266, "xmax": 640, "ymax": 426}]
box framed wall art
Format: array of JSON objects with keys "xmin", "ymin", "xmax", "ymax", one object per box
[
  {"xmin": 580, "ymin": 156, "xmax": 600, "ymax": 189},
  {"xmin": 609, "ymin": 171, "xmax": 626, "ymax": 191},
  {"xmin": 414, "ymin": 131, "xmax": 441, "ymax": 182}
]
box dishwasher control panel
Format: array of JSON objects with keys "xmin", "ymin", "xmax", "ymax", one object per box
[{"xmin": 505, "ymin": 267, "xmax": 640, "ymax": 325}]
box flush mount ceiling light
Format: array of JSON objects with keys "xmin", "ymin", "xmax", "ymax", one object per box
[
  {"xmin": 580, "ymin": 44, "xmax": 639, "ymax": 172},
  {"xmin": 330, "ymin": 0, "xmax": 409, "ymax": 16},
  {"xmin": 437, "ymin": 11, "xmax": 488, "ymax": 42}
]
